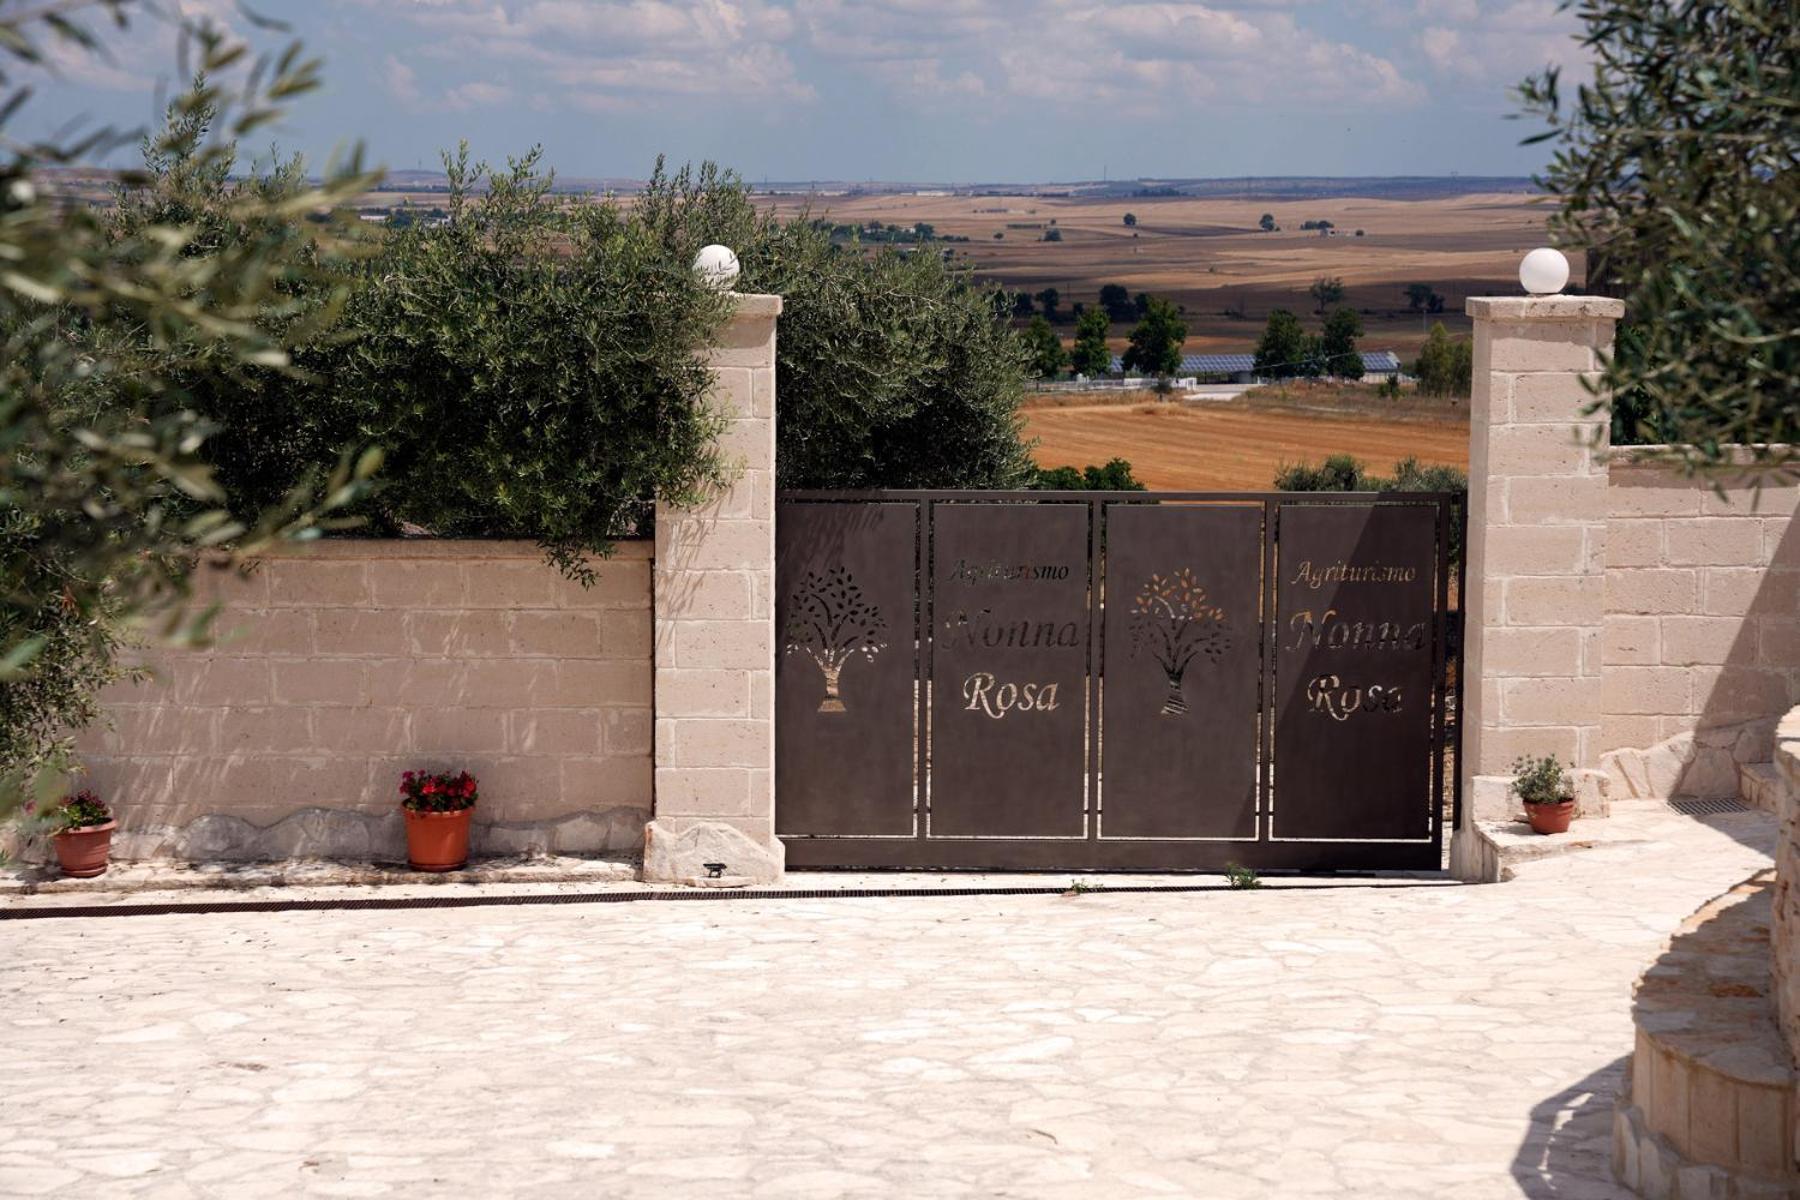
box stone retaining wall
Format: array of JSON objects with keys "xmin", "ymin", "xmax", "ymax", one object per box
[
  {"xmin": 73, "ymin": 539, "xmax": 654, "ymax": 862},
  {"xmin": 1774, "ymin": 707, "xmax": 1800, "ymax": 1071},
  {"xmin": 1602, "ymin": 455, "xmax": 1800, "ymax": 798}
]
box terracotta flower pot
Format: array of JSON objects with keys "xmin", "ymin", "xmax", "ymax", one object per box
[
  {"xmin": 1525, "ymin": 799, "xmax": 1575, "ymax": 835},
  {"xmin": 53, "ymin": 820, "xmax": 117, "ymax": 878},
  {"xmin": 404, "ymin": 807, "xmax": 474, "ymax": 872}
]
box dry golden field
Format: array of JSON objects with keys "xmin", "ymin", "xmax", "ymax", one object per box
[
  {"xmin": 1024, "ymin": 392, "xmax": 1470, "ymax": 491},
  {"xmin": 762, "ymin": 190, "xmax": 1565, "ymax": 361}
]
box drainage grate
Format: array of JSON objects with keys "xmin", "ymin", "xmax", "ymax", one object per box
[
  {"xmin": 0, "ymin": 877, "xmax": 1457, "ymax": 921},
  {"xmin": 1667, "ymin": 797, "xmax": 1751, "ymax": 816}
]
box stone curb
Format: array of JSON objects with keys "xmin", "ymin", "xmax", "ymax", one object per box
[{"xmin": 0, "ymin": 854, "xmax": 639, "ymax": 897}]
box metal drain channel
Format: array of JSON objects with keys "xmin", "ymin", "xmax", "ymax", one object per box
[
  {"xmin": 1667, "ymin": 797, "xmax": 1752, "ymax": 816},
  {"xmin": 0, "ymin": 877, "xmax": 1457, "ymax": 921}
]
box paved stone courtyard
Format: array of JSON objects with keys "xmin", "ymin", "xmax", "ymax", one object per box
[{"xmin": 0, "ymin": 804, "xmax": 1776, "ymax": 1199}]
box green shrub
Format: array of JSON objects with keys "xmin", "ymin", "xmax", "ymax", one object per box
[
  {"xmin": 1275, "ymin": 456, "xmax": 1468, "ymax": 564},
  {"xmin": 1274, "ymin": 454, "xmax": 1375, "ymax": 492},
  {"xmin": 1032, "ymin": 458, "xmax": 1145, "ymax": 490},
  {"xmin": 1276, "ymin": 455, "xmax": 1467, "ymax": 499}
]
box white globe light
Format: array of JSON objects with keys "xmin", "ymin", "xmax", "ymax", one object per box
[
  {"xmin": 1519, "ymin": 247, "xmax": 1570, "ymax": 296},
  {"xmin": 693, "ymin": 244, "xmax": 740, "ymax": 291}
]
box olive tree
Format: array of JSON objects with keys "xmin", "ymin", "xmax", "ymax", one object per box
[
  {"xmin": 1518, "ymin": 0, "xmax": 1797, "ymax": 464},
  {"xmin": 0, "ymin": 4, "xmax": 378, "ymax": 812},
  {"xmin": 635, "ymin": 162, "xmax": 1036, "ymax": 490}
]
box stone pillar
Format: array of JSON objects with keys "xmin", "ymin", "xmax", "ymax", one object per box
[
  {"xmin": 644, "ymin": 293, "xmax": 784, "ymax": 884},
  {"xmin": 1456, "ymin": 295, "xmax": 1624, "ymax": 840}
]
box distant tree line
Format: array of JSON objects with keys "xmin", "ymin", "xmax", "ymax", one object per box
[
  {"xmin": 818, "ymin": 219, "xmax": 970, "ymax": 246},
  {"xmin": 1006, "ymin": 280, "xmax": 1191, "ymax": 380}
]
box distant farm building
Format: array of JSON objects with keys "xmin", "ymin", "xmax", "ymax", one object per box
[{"xmin": 1104, "ymin": 349, "xmax": 1403, "ymax": 384}]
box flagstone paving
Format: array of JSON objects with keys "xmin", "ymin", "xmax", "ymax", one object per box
[{"xmin": 0, "ymin": 803, "xmax": 1777, "ymax": 1199}]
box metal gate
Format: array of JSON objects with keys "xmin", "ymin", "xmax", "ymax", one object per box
[{"xmin": 775, "ymin": 491, "xmax": 1463, "ymax": 872}]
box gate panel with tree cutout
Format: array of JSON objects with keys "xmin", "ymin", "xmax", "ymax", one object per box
[
  {"xmin": 1100, "ymin": 502, "xmax": 1264, "ymax": 840},
  {"xmin": 775, "ymin": 501, "xmax": 918, "ymax": 837}
]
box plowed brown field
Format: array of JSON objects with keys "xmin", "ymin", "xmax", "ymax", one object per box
[
  {"xmin": 1024, "ymin": 401, "xmax": 1469, "ymax": 491},
  {"xmin": 760, "ymin": 190, "xmax": 1563, "ymax": 361}
]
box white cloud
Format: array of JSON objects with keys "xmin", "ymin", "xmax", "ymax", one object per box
[
  {"xmin": 385, "ymin": 54, "xmax": 423, "ymax": 107},
  {"xmin": 1418, "ymin": 26, "xmax": 1471, "ymax": 74},
  {"xmin": 443, "ymin": 80, "xmax": 514, "ymax": 111},
  {"xmin": 382, "ymin": 0, "xmax": 811, "ymax": 110},
  {"xmin": 385, "ymin": 52, "xmax": 512, "ymax": 113},
  {"xmin": 1411, "ymin": 0, "xmax": 1586, "ymax": 87},
  {"xmin": 40, "ymin": 0, "xmax": 246, "ymax": 93},
  {"xmin": 800, "ymin": 0, "xmax": 1425, "ymax": 112},
  {"xmin": 361, "ymin": 0, "xmax": 1552, "ymax": 119}
]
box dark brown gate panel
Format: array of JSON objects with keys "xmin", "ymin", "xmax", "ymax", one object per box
[
  {"xmin": 1271, "ymin": 501, "xmax": 1442, "ymax": 845},
  {"xmin": 775, "ymin": 501, "xmax": 918, "ymax": 837},
  {"xmin": 1100, "ymin": 503, "xmax": 1263, "ymax": 840},
  {"xmin": 929, "ymin": 503, "xmax": 1090, "ymax": 838}
]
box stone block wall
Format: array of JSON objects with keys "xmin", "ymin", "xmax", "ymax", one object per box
[
  {"xmin": 75, "ymin": 539, "xmax": 654, "ymax": 862},
  {"xmin": 1457, "ymin": 291, "xmax": 1800, "ymax": 826},
  {"xmin": 1602, "ymin": 457, "xmax": 1800, "ymax": 797}
]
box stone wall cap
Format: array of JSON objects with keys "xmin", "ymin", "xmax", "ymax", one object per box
[
  {"xmin": 1606, "ymin": 444, "xmax": 1797, "ymax": 471},
  {"xmin": 726, "ymin": 293, "xmax": 782, "ymax": 317},
  {"xmin": 1466, "ymin": 295, "xmax": 1626, "ymax": 321},
  {"xmin": 251, "ymin": 537, "xmax": 653, "ymax": 562}
]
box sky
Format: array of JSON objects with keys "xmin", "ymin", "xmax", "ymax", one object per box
[{"xmin": 37, "ymin": 0, "xmax": 1590, "ymax": 184}]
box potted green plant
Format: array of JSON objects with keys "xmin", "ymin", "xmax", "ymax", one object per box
[
  {"xmin": 400, "ymin": 769, "xmax": 478, "ymax": 872},
  {"xmin": 50, "ymin": 789, "xmax": 117, "ymax": 877},
  {"xmin": 1511, "ymin": 754, "xmax": 1576, "ymax": 835}
]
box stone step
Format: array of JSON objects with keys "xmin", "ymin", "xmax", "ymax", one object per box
[
  {"xmin": 1459, "ymin": 808, "xmax": 1660, "ymax": 881},
  {"xmin": 1456, "ymin": 800, "xmax": 1769, "ymax": 883},
  {"xmin": 1739, "ymin": 761, "xmax": 1788, "ymax": 814}
]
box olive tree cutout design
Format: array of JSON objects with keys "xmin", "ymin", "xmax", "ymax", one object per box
[
  {"xmin": 783, "ymin": 566, "xmax": 888, "ymax": 713},
  {"xmin": 1130, "ymin": 568, "xmax": 1230, "ymax": 716}
]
